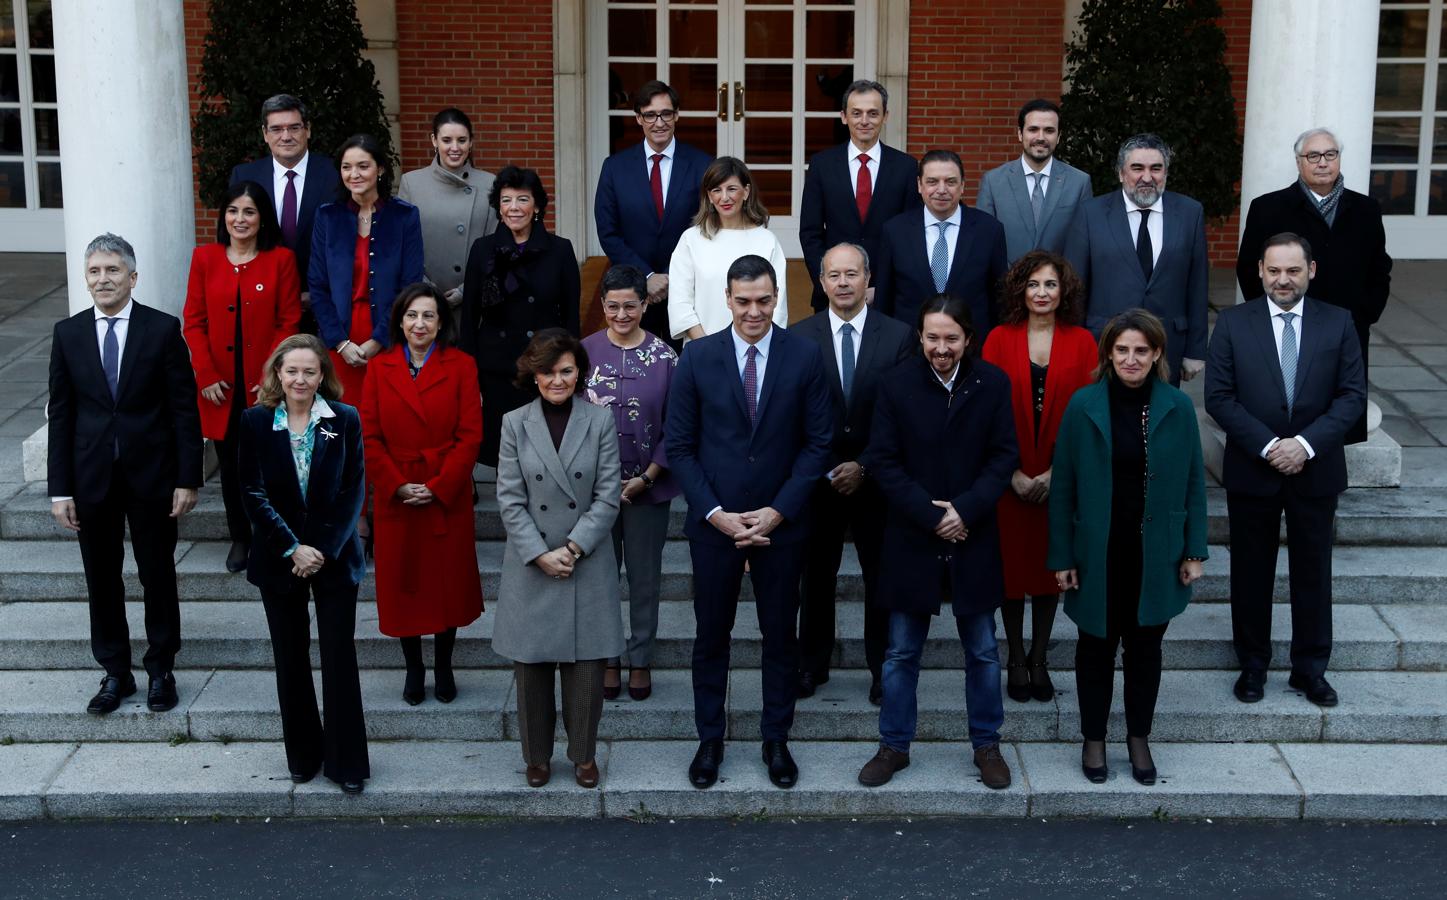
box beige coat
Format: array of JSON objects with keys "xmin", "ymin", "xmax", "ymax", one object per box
[
  {"xmin": 397, "ymin": 159, "xmax": 498, "ymax": 300},
  {"xmin": 492, "ymin": 397, "xmax": 624, "ymax": 663}
]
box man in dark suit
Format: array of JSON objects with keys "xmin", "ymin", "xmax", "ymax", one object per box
[
  {"xmin": 799, "ymin": 79, "xmax": 920, "ymax": 311},
  {"xmin": 1064, "ymin": 133, "xmax": 1208, "ymax": 385},
  {"xmin": 1205, "ymin": 233, "xmax": 1366, "ymax": 708},
  {"xmin": 791, "ymin": 242, "xmax": 914, "ymax": 705},
  {"xmin": 594, "ymin": 80, "xmax": 712, "ymax": 347},
  {"xmin": 875, "ymin": 149, "xmax": 1007, "ymax": 343},
  {"xmin": 229, "ymin": 93, "xmax": 341, "ymax": 329},
  {"xmin": 48, "ymin": 234, "xmax": 204, "ymax": 715},
  {"xmin": 1235, "ymin": 127, "xmax": 1391, "ymax": 443},
  {"xmin": 666, "ymin": 254, "xmax": 833, "ymax": 790}
]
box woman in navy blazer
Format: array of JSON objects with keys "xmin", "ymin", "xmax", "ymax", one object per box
[{"xmin": 238, "ymin": 334, "xmax": 369, "ymax": 795}]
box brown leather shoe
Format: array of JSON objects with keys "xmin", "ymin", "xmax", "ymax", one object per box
[
  {"xmin": 525, "ymin": 763, "xmax": 551, "ymax": 788},
  {"xmin": 574, "ymin": 760, "xmax": 599, "ymax": 788},
  {"xmin": 973, "ymin": 743, "xmax": 1012, "ymax": 790},
  {"xmin": 857, "ymin": 745, "xmax": 911, "ymax": 787}
]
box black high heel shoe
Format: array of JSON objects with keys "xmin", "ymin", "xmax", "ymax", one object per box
[
  {"xmin": 1005, "ymin": 663, "xmax": 1031, "ymax": 703},
  {"xmin": 433, "ymin": 665, "xmax": 457, "ymax": 703},
  {"xmin": 1128, "ymin": 736, "xmax": 1157, "ymax": 786},
  {"xmin": 1081, "ymin": 740, "xmax": 1108, "ymax": 784},
  {"xmin": 402, "ymin": 667, "xmax": 425, "ymax": 706},
  {"xmin": 1029, "ymin": 661, "xmax": 1055, "ymax": 702}
]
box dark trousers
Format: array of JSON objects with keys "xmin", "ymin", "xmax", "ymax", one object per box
[
  {"xmin": 798, "ymin": 480, "xmax": 888, "ymax": 682},
  {"xmin": 260, "ymin": 579, "xmax": 369, "ymax": 784},
  {"xmin": 690, "ymin": 539, "xmax": 806, "ymax": 742},
  {"xmin": 513, "ymin": 659, "xmax": 606, "ymax": 766},
  {"xmin": 1075, "ymin": 621, "xmax": 1168, "ymax": 740},
  {"xmin": 1228, "ymin": 487, "xmax": 1337, "ymax": 678},
  {"xmin": 214, "ymin": 389, "xmax": 250, "ymax": 543},
  {"xmin": 75, "ymin": 461, "xmax": 181, "ymax": 678},
  {"xmin": 612, "ymin": 500, "xmax": 671, "ymax": 667}
]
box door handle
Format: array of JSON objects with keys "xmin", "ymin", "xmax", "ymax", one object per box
[
  {"xmin": 717, "ymin": 82, "xmax": 728, "ymax": 121},
  {"xmin": 733, "ymin": 82, "xmax": 745, "ymax": 121}
]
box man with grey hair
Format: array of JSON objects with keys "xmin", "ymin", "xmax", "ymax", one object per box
[
  {"xmin": 799, "ymin": 80, "xmax": 921, "ymax": 311},
  {"xmin": 1064, "ymin": 132, "xmax": 1209, "ymax": 385},
  {"xmin": 48, "ymin": 233, "xmax": 203, "ymax": 716},
  {"xmin": 1235, "ymin": 127, "xmax": 1390, "ymax": 443}
]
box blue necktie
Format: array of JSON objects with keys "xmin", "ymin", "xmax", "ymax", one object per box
[
  {"xmin": 839, "ymin": 322, "xmax": 855, "ymax": 404},
  {"xmin": 1280, "ymin": 311, "xmax": 1298, "ymax": 415},
  {"xmin": 102, "ymin": 317, "xmax": 120, "ymax": 400},
  {"xmin": 931, "ymin": 221, "xmax": 950, "ymax": 293}
]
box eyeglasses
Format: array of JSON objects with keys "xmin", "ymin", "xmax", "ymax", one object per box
[
  {"xmin": 603, "ymin": 302, "xmax": 643, "ymax": 314},
  {"xmin": 639, "ymin": 110, "xmax": 677, "ymax": 124},
  {"xmin": 1299, "ymin": 149, "xmax": 1340, "ymax": 163},
  {"xmin": 266, "ymin": 124, "xmax": 307, "ymax": 136}
]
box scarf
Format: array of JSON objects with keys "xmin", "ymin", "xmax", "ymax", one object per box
[
  {"xmin": 1300, "ymin": 175, "xmax": 1345, "ymax": 226},
  {"xmin": 479, "ymin": 237, "xmax": 532, "ymax": 308}
]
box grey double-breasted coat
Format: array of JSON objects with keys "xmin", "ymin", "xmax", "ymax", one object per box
[{"xmin": 397, "ymin": 159, "xmax": 499, "ymax": 299}]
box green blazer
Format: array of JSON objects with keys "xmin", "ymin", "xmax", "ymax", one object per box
[{"xmin": 1046, "ymin": 378, "xmax": 1209, "ymax": 638}]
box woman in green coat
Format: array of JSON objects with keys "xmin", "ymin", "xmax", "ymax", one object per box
[{"xmin": 1047, "ymin": 309, "xmax": 1208, "ymax": 787}]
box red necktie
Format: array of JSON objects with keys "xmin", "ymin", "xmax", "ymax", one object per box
[
  {"xmin": 650, "ymin": 153, "xmax": 665, "ymax": 220},
  {"xmin": 855, "ymin": 153, "xmax": 872, "ymax": 222}
]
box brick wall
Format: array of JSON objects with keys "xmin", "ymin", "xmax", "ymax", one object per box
[{"xmin": 183, "ymin": 0, "xmax": 210, "ymax": 246}]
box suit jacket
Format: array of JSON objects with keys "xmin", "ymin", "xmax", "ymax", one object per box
[
  {"xmin": 47, "ymin": 301, "xmax": 203, "ymax": 503},
  {"xmin": 1064, "ymin": 190, "xmax": 1209, "ymax": 381},
  {"xmin": 230, "ymin": 152, "xmax": 341, "ymax": 285},
  {"xmin": 874, "ymin": 205, "xmax": 1007, "ymax": 344},
  {"xmin": 1235, "ymin": 183, "xmax": 1392, "ymax": 329},
  {"xmin": 975, "ymin": 158, "xmax": 1092, "ymax": 262},
  {"xmin": 308, "ymin": 197, "xmax": 426, "ymax": 349},
  {"xmin": 397, "ymin": 160, "xmax": 499, "ymax": 297},
  {"xmin": 665, "ymin": 325, "xmax": 834, "ymax": 547},
  {"xmin": 799, "ymin": 142, "xmax": 921, "ymax": 310},
  {"xmin": 869, "ymin": 354, "xmax": 1019, "ymax": 617},
  {"xmin": 789, "ymin": 308, "xmax": 915, "ymax": 468},
  {"xmin": 1204, "ymin": 296, "xmax": 1366, "ymax": 498},
  {"xmin": 237, "ymin": 400, "xmax": 366, "ymax": 592},
  {"xmin": 595, "ymin": 140, "xmax": 712, "ymax": 276},
  {"xmin": 492, "ymin": 398, "xmax": 624, "ymax": 663}
]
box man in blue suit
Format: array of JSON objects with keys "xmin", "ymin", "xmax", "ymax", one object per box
[
  {"xmin": 666, "ymin": 254, "xmax": 833, "ymax": 791},
  {"xmin": 1064, "ymin": 133, "xmax": 1208, "ymax": 385},
  {"xmin": 798, "ymin": 80, "xmax": 920, "ymax": 311},
  {"xmin": 594, "ymin": 80, "xmax": 712, "ymax": 347},
  {"xmin": 229, "ymin": 94, "xmax": 341, "ymax": 331},
  {"xmin": 875, "ymin": 150, "xmax": 1007, "ymax": 344}
]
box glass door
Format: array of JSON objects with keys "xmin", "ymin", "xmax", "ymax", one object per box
[{"xmin": 0, "ymin": 0, "xmax": 61, "ymax": 251}]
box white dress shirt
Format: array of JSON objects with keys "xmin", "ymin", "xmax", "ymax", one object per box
[
  {"xmin": 1122, "ymin": 190, "xmax": 1164, "ymax": 268},
  {"xmin": 53, "ymin": 301, "xmax": 135, "ymax": 502},
  {"xmin": 704, "ymin": 325, "xmax": 777, "ymax": 521},
  {"xmin": 642, "ymin": 137, "xmax": 676, "ymax": 202},
  {"xmin": 272, "ymin": 152, "xmax": 310, "ymax": 224},
  {"xmin": 1020, "ymin": 155, "xmax": 1055, "ymax": 197},
  {"xmin": 933, "ymin": 360, "xmax": 961, "ymax": 392},
  {"xmin": 847, "ymin": 140, "xmax": 883, "ymax": 196},
  {"xmin": 923, "ymin": 205, "xmax": 963, "ymax": 277},
  {"xmin": 827, "ymin": 305, "xmax": 867, "ymax": 386},
  {"xmin": 1261, "ymin": 296, "xmax": 1316, "ymax": 460}
]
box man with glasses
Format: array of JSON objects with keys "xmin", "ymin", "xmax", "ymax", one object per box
[
  {"xmin": 595, "ymin": 80, "xmax": 713, "ymax": 348},
  {"xmin": 230, "ymin": 94, "xmax": 341, "ymax": 330},
  {"xmin": 1235, "ymin": 128, "xmax": 1391, "ymax": 443}
]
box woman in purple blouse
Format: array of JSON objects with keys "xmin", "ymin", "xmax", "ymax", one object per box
[{"xmin": 581, "ymin": 265, "xmax": 681, "ymax": 702}]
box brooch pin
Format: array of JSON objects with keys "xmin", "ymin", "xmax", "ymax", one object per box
[{"xmin": 319, "ymin": 426, "xmax": 338, "ymax": 440}]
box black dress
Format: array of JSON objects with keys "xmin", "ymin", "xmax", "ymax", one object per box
[{"xmin": 1104, "ymin": 376, "xmax": 1150, "ymax": 625}]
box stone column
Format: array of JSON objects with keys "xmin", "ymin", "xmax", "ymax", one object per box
[{"xmin": 52, "ymin": 0, "xmax": 195, "ymax": 317}]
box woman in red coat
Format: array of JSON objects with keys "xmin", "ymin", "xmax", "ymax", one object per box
[
  {"xmin": 981, "ymin": 250, "xmax": 1097, "ymax": 704},
  {"xmin": 183, "ymin": 180, "xmax": 302, "ymax": 573},
  {"xmin": 361, "ymin": 283, "xmax": 484, "ymax": 704}
]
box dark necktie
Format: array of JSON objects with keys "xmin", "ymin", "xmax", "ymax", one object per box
[
  {"xmin": 743, "ymin": 345, "xmax": 759, "ymax": 425},
  {"xmin": 650, "ymin": 153, "xmax": 665, "ymax": 220},
  {"xmin": 280, "ymin": 170, "xmax": 298, "ymax": 247},
  {"xmin": 856, "ymin": 153, "xmax": 872, "ymax": 222},
  {"xmin": 101, "ymin": 316, "xmax": 120, "ymax": 400},
  {"xmin": 839, "ymin": 322, "xmax": 856, "ymax": 404},
  {"xmin": 1136, "ymin": 208, "xmax": 1154, "ymax": 281}
]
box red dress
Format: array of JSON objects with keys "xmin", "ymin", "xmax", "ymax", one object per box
[
  {"xmin": 360, "ymin": 345, "xmax": 485, "ymax": 636},
  {"xmin": 331, "ymin": 234, "xmax": 373, "ymax": 403},
  {"xmin": 981, "ymin": 322, "xmax": 1098, "ymax": 598}
]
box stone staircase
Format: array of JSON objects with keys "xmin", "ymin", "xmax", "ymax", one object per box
[{"xmin": 2, "ymin": 481, "xmax": 1446, "ymax": 821}]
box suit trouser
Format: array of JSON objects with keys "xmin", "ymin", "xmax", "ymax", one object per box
[
  {"xmin": 259, "ymin": 579, "xmax": 370, "ymax": 783},
  {"xmin": 1228, "ymin": 487, "xmax": 1337, "ymax": 678},
  {"xmin": 75, "ymin": 461, "xmax": 181, "ymax": 679},
  {"xmin": 798, "ymin": 481, "xmax": 888, "ymax": 682},
  {"xmin": 214, "ymin": 389, "xmax": 251, "ymax": 543},
  {"xmin": 690, "ymin": 539, "xmax": 806, "ymax": 742},
  {"xmin": 611, "ymin": 499, "xmax": 671, "ymax": 667},
  {"xmin": 514, "ymin": 660, "xmax": 607, "ymax": 766}
]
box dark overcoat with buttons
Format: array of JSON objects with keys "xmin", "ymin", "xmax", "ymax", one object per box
[
  {"xmin": 397, "ymin": 160, "xmax": 498, "ymax": 298},
  {"xmin": 308, "ymin": 197, "xmax": 425, "ymax": 350},
  {"xmin": 868, "ymin": 353, "xmax": 1019, "ymax": 617},
  {"xmin": 491, "ymin": 397, "xmax": 624, "ymax": 663}
]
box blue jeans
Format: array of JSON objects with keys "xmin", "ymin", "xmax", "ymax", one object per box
[{"xmin": 878, "ymin": 609, "xmax": 1003, "ymax": 752}]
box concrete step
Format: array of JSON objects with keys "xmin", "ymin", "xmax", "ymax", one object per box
[
  {"xmin": 3, "ymin": 668, "xmax": 1445, "ymax": 745},
  {"xmin": 4, "ymin": 738, "xmax": 1445, "ymax": 821},
  {"xmin": 0, "ymin": 600, "xmax": 1442, "ymax": 672},
  {"xmin": 5, "ymin": 482, "xmax": 1447, "ymax": 546},
  {"xmin": 3, "ymin": 538, "xmax": 1447, "ymax": 605}
]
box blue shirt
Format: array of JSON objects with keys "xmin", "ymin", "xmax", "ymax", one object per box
[{"xmin": 272, "ymin": 395, "xmax": 337, "ymax": 556}]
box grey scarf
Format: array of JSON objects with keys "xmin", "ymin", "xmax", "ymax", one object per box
[{"xmin": 1300, "ymin": 175, "xmax": 1345, "ymax": 226}]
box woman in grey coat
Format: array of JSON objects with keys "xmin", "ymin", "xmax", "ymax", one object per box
[
  {"xmin": 396, "ymin": 108, "xmax": 498, "ymax": 308},
  {"xmin": 493, "ymin": 328, "xmax": 623, "ymax": 789}
]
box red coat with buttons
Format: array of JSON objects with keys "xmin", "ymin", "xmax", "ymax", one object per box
[{"xmin": 182, "ymin": 243, "xmax": 302, "ymax": 440}]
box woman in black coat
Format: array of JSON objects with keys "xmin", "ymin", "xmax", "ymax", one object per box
[
  {"xmin": 459, "ymin": 166, "xmax": 581, "ymax": 467},
  {"xmin": 855, "ymin": 294, "xmax": 1019, "ymax": 792}
]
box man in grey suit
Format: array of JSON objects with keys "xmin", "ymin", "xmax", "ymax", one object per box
[
  {"xmin": 1064, "ymin": 133, "xmax": 1208, "ymax": 385},
  {"xmin": 975, "ymin": 99, "xmax": 1092, "ymax": 263}
]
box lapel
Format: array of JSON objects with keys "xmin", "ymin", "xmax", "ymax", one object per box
[
  {"xmin": 946, "ymin": 209, "xmax": 977, "ymax": 291},
  {"xmin": 1037, "ymin": 164, "xmax": 1066, "ymax": 232},
  {"xmin": 304, "ymin": 411, "xmax": 338, "ymax": 509},
  {"xmin": 1006, "ymin": 165, "xmax": 1037, "ymax": 241},
  {"xmin": 849, "ymin": 312, "xmax": 883, "ymax": 413},
  {"xmin": 714, "ymin": 331, "xmax": 752, "ymax": 426},
  {"xmin": 113, "ymin": 303, "xmax": 146, "ymax": 403},
  {"xmin": 752, "ymin": 327, "xmax": 784, "ymax": 432},
  {"xmin": 521, "ymin": 400, "xmax": 580, "ymax": 502},
  {"xmin": 556, "ymin": 402, "xmax": 589, "ymax": 476},
  {"xmin": 299, "ymin": 158, "xmax": 328, "ymax": 220},
  {"xmin": 1146, "ymin": 377, "xmax": 1176, "ymax": 438},
  {"xmin": 809, "ymin": 316, "xmax": 846, "ymax": 409},
  {"xmin": 1291, "ymin": 300, "xmax": 1322, "ymax": 398},
  {"xmin": 1105, "ymin": 197, "xmax": 1147, "ymax": 288},
  {"xmin": 945, "ymin": 359, "xmax": 984, "ymax": 425},
  {"xmin": 1148, "ymin": 196, "xmax": 1175, "ymax": 288},
  {"xmin": 267, "ymin": 417, "xmax": 307, "ymax": 511},
  {"xmin": 1247, "ymin": 301, "xmax": 1289, "ymax": 404},
  {"xmin": 1081, "ymin": 382, "xmax": 1112, "ymax": 447},
  {"xmin": 381, "ymin": 351, "xmax": 428, "ymax": 422},
  {"xmin": 69, "ymin": 313, "xmax": 110, "ymax": 405}
]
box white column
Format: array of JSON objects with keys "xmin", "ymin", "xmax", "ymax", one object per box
[
  {"xmin": 1238, "ymin": 0, "xmax": 1380, "ymax": 270},
  {"xmin": 52, "ymin": 0, "xmax": 195, "ymax": 317}
]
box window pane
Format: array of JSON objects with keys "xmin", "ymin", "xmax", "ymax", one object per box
[
  {"xmin": 750, "ymin": 168, "xmax": 791, "ymax": 213},
  {"xmin": 743, "ymin": 11, "xmax": 792, "ymax": 58},
  {"xmin": 1376, "ymin": 63, "xmax": 1425, "ymax": 111},
  {"xmin": 744, "ymin": 115, "xmax": 791, "ymax": 164},
  {"xmin": 0, "ymin": 106, "xmax": 20, "ymax": 152},
  {"xmin": 1372, "ymin": 116, "xmax": 1421, "ymax": 164},
  {"xmin": 805, "ymin": 10, "xmax": 853, "ymax": 58},
  {"xmin": 674, "ymin": 114, "xmax": 717, "ymax": 157},
  {"xmin": 1429, "ymin": 170, "xmax": 1447, "ymax": 215},
  {"xmin": 1369, "ymin": 169, "xmax": 1417, "ymax": 215},
  {"xmin": 670, "ymin": 62, "xmax": 718, "ymax": 114},
  {"xmin": 805, "ymin": 63, "xmax": 852, "ymax": 112},
  {"xmin": 0, "ymin": 160, "xmax": 24, "ymax": 207},
  {"xmin": 27, "ymin": 0, "xmax": 51, "ymax": 48},
  {"xmin": 1, "ymin": 55, "xmax": 16, "ymax": 102},
  {"xmin": 608, "ymin": 61, "xmax": 658, "ymax": 110},
  {"xmin": 669, "ymin": 8, "xmax": 716, "ymax": 58},
  {"xmin": 29, "ymin": 53, "xmax": 53, "ymax": 102},
  {"xmin": 0, "ymin": 0, "xmax": 13, "ymax": 48},
  {"xmin": 1435, "ymin": 116, "xmax": 1447, "ymax": 164},
  {"xmin": 608, "ymin": 8, "xmax": 655, "ymax": 58},
  {"xmin": 744, "ymin": 63, "xmax": 791, "ymax": 112},
  {"xmin": 608, "ymin": 113, "xmax": 631, "ymax": 156},
  {"xmin": 37, "ymin": 159, "xmax": 59, "ymax": 207},
  {"xmin": 1439, "ymin": 63, "xmax": 1447, "ymax": 112},
  {"xmin": 1378, "ymin": 8, "xmax": 1429, "ymax": 57},
  {"xmin": 33, "ymin": 105, "xmax": 54, "ymax": 152},
  {"xmin": 805, "ymin": 116, "xmax": 847, "ymax": 158}
]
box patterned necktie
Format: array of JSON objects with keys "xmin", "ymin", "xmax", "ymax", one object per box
[
  {"xmin": 743, "ymin": 345, "xmax": 759, "ymax": 425},
  {"xmin": 839, "ymin": 322, "xmax": 856, "ymax": 404},
  {"xmin": 1136, "ymin": 208, "xmax": 1154, "ymax": 281},
  {"xmin": 1029, "ymin": 172, "xmax": 1045, "ymax": 228},
  {"xmin": 1280, "ymin": 311, "xmax": 1298, "ymax": 415},
  {"xmin": 280, "ymin": 170, "xmax": 298, "ymax": 248},
  {"xmin": 650, "ymin": 153, "xmax": 665, "ymax": 220},
  {"xmin": 931, "ymin": 221, "xmax": 951, "ymax": 293},
  {"xmin": 855, "ymin": 153, "xmax": 873, "ymax": 222},
  {"xmin": 101, "ymin": 317, "xmax": 120, "ymax": 400}
]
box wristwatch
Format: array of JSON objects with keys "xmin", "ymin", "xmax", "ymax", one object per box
[{"xmin": 639, "ymin": 472, "xmax": 655, "ymax": 488}]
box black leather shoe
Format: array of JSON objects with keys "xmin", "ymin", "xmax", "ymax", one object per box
[
  {"xmin": 86, "ymin": 673, "xmax": 137, "ymax": 715},
  {"xmin": 762, "ymin": 740, "xmax": 798, "ymax": 789},
  {"xmin": 795, "ymin": 671, "xmax": 827, "ymax": 699},
  {"xmin": 1288, "ymin": 672, "xmax": 1339, "ymax": 707},
  {"xmin": 689, "ymin": 739, "xmax": 724, "ymax": 789},
  {"xmin": 402, "ymin": 668, "xmax": 425, "ymax": 706},
  {"xmin": 147, "ymin": 672, "xmax": 178, "ymax": 712},
  {"xmin": 868, "ymin": 679, "xmax": 883, "ymax": 706},
  {"xmin": 1233, "ymin": 669, "xmax": 1266, "ymax": 703},
  {"xmin": 225, "ymin": 540, "xmax": 249, "ymax": 574},
  {"xmin": 340, "ymin": 780, "xmax": 365, "ymax": 795},
  {"xmin": 290, "ymin": 767, "xmax": 319, "ymax": 784}
]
